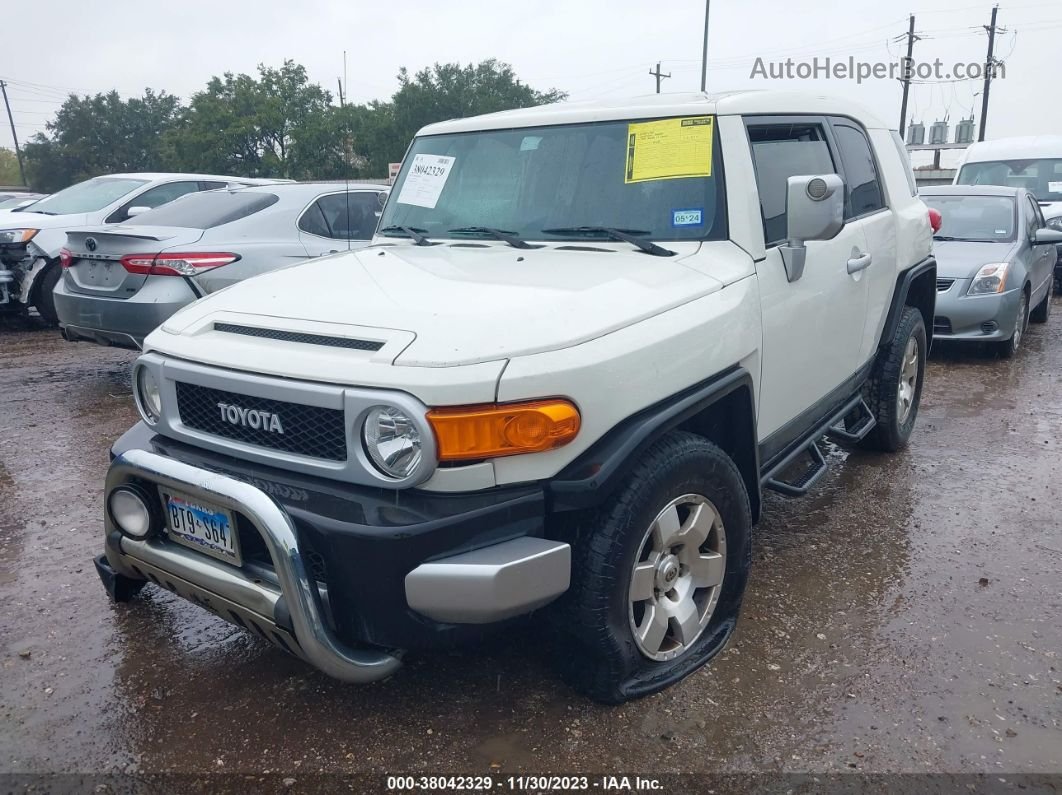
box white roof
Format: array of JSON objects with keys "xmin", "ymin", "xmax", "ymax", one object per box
[
  {"xmin": 94, "ymin": 172, "xmax": 287, "ymax": 185},
  {"xmin": 961, "ymin": 136, "xmax": 1062, "ymax": 163},
  {"xmin": 418, "ymin": 90, "xmax": 889, "ymax": 136}
]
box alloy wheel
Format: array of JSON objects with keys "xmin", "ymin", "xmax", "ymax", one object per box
[{"xmin": 897, "ymin": 335, "xmax": 919, "ymax": 425}]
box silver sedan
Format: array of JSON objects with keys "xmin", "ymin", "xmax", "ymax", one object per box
[
  {"xmin": 922, "ymin": 185, "xmax": 1062, "ymax": 358},
  {"xmin": 53, "ymin": 182, "xmax": 387, "ymax": 349}
]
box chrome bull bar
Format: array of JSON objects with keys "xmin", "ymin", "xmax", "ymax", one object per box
[{"xmin": 105, "ymin": 448, "xmax": 402, "ymax": 683}]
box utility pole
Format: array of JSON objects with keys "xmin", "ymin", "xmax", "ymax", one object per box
[
  {"xmin": 0, "ymin": 81, "xmax": 27, "ymax": 186},
  {"xmin": 897, "ymin": 15, "xmax": 917, "ymax": 139},
  {"xmin": 337, "ymin": 77, "xmax": 345, "ymax": 107},
  {"xmin": 649, "ymin": 62, "xmax": 671, "ymax": 93},
  {"xmin": 700, "ymin": 0, "xmax": 711, "ymax": 91},
  {"xmin": 978, "ymin": 5, "xmax": 1001, "ymax": 142}
]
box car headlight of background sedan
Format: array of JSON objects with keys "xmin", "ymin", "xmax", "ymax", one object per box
[
  {"xmin": 968, "ymin": 262, "xmax": 1011, "ymax": 295},
  {"xmin": 362, "ymin": 405, "xmax": 423, "ymax": 479},
  {"xmin": 0, "ymin": 228, "xmax": 39, "ymax": 245},
  {"xmin": 134, "ymin": 366, "xmax": 163, "ymax": 425}
]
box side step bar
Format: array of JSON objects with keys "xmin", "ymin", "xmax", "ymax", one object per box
[{"xmin": 763, "ymin": 396, "xmax": 876, "ymax": 497}]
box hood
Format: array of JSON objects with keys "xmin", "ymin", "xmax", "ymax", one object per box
[
  {"xmin": 158, "ymin": 241, "xmax": 726, "ymax": 367},
  {"xmin": 932, "ymin": 239, "xmax": 1018, "ymax": 279},
  {"xmin": 0, "ymin": 212, "xmax": 92, "ymax": 257}
]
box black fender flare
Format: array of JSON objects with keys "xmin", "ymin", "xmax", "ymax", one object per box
[
  {"xmin": 880, "ymin": 255, "xmax": 937, "ymax": 351},
  {"xmin": 548, "ymin": 366, "xmax": 760, "ymax": 520}
]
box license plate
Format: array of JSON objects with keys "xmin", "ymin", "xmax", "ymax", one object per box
[{"xmin": 160, "ymin": 489, "xmax": 241, "ymax": 566}]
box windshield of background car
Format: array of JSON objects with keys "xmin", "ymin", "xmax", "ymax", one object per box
[
  {"xmin": 923, "ymin": 194, "xmax": 1017, "ymax": 242},
  {"xmin": 957, "ymin": 158, "xmax": 1062, "ymax": 203},
  {"xmin": 26, "ymin": 177, "xmax": 148, "ymax": 215},
  {"xmin": 127, "ymin": 190, "xmax": 280, "ymax": 229},
  {"xmin": 379, "ymin": 117, "xmax": 727, "ymax": 241}
]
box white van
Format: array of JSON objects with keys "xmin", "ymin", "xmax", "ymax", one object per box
[{"xmin": 955, "ymin": 136, "xmax": 1062, "ymax": 284}]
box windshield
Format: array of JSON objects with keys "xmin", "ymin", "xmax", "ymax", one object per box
[
  {"xmin": 27, "ymin": 177, "xmax": 148, "ymax": 215},
  {"xmin": 957, "ymin": 158, "xmax": 1062, "ymax": 203},
  {"xmin": 922, "ymin": 194, "xmax": 1016, "ymax": 242},
  {"xmin": 379, "ymin": 117, "xmax": 726, "ymax": 242}
]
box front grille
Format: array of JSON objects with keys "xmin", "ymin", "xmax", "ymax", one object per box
[
  {"xmin": 175, "ymin": 382, "xmax": 347, "ymax": 461},
  {"xmin": 214, "ymin": 323, "xmax": 383, "ymax": 352},
  {"xmin": 936, "ymin": 278, "xmax": 955, "ymax": 292},
  {"xmin": 934, "ymin": 316, "xmax": 952, "ymax": 334}
]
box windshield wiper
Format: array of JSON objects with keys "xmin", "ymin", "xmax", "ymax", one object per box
[
  {"xmin": 933, "ymin": 235, "xmax": 960, "ymax": 241},
  {"xmin": 448, "ymin": 226, "xmax": 541, "ymax": 249},
  {"xmin": 540, "ymin": 226, "xmax": 675, "ymax": 257},
  {"xmin": 25, "ymin": 209, "xmax": 57, "ymax": 215},
  {"xmin": 378, "ymin": 225, "xmax": 433, "ymax": 246}
]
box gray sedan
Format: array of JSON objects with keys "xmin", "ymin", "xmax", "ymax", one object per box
[
  {"xmin": 53, "ymin": 182, "xmax": 387, "ymax": 349},
  {"xmin": 922, "ymin": 185, "xmax": 1062, "ymax": 358}
]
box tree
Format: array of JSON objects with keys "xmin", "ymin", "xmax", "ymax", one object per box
[
  {"xmin": 0, "ymin": 148, "xmax": 22, "ymax": 185},
  {"xmin": 23, "ymin": 89, "xmax": 182, "ymax": 191},
  {"xmin": 387, "ymin": 60, "xmax": 566, "ymax": 165},
  {"xmin": 167, "ymin": 61, "xmax": 333, "ymax": 179}
]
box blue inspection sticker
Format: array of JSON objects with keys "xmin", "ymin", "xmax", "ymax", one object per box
[{"xmin": 672, "ymin": 208, "xmax": 704, "ymax": 227}]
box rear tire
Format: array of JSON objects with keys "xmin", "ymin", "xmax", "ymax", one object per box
[
  {"xmin": 34, "ymin": 262, "xmax": 61, "ymax": 325},
  {"xmin": 548, "ymin": 431, "xmax": 752, "ymax": 704},
  {"xmin": 860, "ymin": 306, "xmax": 927, "ymax": 452},
  {"xmin": 1030, "ymin": 286, "xmax": 1051, "ymax": 324}
]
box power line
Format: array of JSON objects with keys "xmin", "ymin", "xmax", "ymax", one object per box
[{"xmin": 0, "ymin": 81, "xmax": 27, "ymax": 185}]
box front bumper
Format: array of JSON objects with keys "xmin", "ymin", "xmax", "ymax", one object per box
[
  {"xmin": 932, "ymin": 280, "xmax": 1022, "ymax": 342},
  {"xmin": 100, "ymin": 425, "xmax": 570, "ymax": 682},
  {"xmin": 53, "ymin": 276, "xmax": 195, "ymax": 349}
]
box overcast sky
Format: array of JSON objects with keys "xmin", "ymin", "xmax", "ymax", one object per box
[{"xmin": 3, "ymin": 0, "xmax": 1060, "ymax": 171}]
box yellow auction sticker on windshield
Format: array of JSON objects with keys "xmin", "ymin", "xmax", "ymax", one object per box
[{"xmin": 625, "ymin": 116, "xmax": 714, "ymax": 184}]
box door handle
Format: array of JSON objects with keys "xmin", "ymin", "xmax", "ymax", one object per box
[{"xmin": 847, "ymin": 251, "xmax": 873, "ymax": 274}]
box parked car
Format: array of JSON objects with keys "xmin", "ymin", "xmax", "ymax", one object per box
[
  {"xmin": 0, "ymin": 192, "xmax": 45, "ymax": 211},
  {"xmin": 0, "ymin": 173, "xmax": 283, "ymax": 322},
  {"xmin": 922, "ymin": 186, "xmax": 1061, "ymax": 357},
  {"xmin": 94, "ymin": 91, "xmax": 936, "ymax": 703},
  {"xmin": 954, "ymin": 136, "xmax": 1062, "ymax": 288},
  {"xmin": 55, "ymin": 182, "xmax": 388, "ymax": 349}
]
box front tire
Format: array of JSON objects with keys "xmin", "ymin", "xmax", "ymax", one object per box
[
  {"xmin": 996, "ymin": 288, "xmax": 1029, "ymax": 359},
  {"xmin": 34, "ymin": 262, "xmax": 62, "ymax": 325},
  {"xmin": 860, "ymin": 306, "xmax": 927, "ymax": 452},
  {"xmin": 549, "ymin": 431, "xmax": 752, "ymax": 704}
]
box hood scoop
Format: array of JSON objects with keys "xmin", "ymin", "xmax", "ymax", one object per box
[{"xmin": 213, "ymin": 322, "xmax": 385, "ymax": 352}]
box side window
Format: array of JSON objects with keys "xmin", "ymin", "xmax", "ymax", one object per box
[
  {"xmin": 108, "ymin": 181, "xmax": 200, "ymax": 222},
  {"xmin": 199, "ymin": 181, "xmax": 228, "ymax": 191},
  {"xmin": 298, "ymin": 201, "xmax": 331, "ymax": 238},
  {"xmin": 1026, "ymin": 196, "xmax": 1041, "ymax": 238},
  {"xmin": 746, "ymin": 120, "xmax": 836, "ymax": 246},
  {"xmin": 313, "ymin": 192, "xmax": 384, "ymax": 240},
  {"xmin": 832, "ymin": 121, "xmax": 885, "ymax": 218}
]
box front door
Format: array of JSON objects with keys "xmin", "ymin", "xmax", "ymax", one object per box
[{"xmin": 745, "ymin": 115, "xmax": 871, "ymax": 440}]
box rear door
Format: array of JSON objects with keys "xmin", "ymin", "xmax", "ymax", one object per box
[
  {"xmin": 746, "ymin": 115, "xmax": 872, "ymax": 441},
  {"xmin": 63, "ymin": 227, "xmax": 204, "ymax": 298},
  {"xmin": 827, "ymin": 118, "xmax": 898, "ymax": 362},
  {"xmin": 297, "ymin": 190, "xmax": 386, "ymax": 254}
]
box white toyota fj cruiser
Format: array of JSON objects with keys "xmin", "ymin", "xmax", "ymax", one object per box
[{"xmin": 95, "ymin": 91, "xmax": 935, "ymax": 703}]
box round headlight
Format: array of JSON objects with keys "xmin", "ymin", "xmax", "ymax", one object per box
[
  {"xmin": 362, "ymin": 405, "xmax": 423, "ymax": 479},
  {"xmin": 109, "ymin": 486, "xmax": 154, "ymax": 538},
  {"xmin": 135, "ymin": 366, "xmax": 162, "ymax": 424}
]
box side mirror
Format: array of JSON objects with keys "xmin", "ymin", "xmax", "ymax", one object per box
[
  {"xmin": 1033, "ymin": 227, "xmax": 1062, "ymax": 245},
  {"xmin": 126, "ymin": 206, "xmax": 151, "ymax": 218},
  {"xmin": 780, "ymin": 174, "xmax": 845, "ymax": 282}
]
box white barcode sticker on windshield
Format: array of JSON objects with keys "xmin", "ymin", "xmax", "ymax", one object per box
[{"xmin": 397, "ymin": 154, "xmax": 455, "ymax": 209}]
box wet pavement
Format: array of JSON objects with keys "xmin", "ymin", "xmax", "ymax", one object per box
[{"xmin": 1, "ymin": 308, "xmax": 1060, "ymax": 787}]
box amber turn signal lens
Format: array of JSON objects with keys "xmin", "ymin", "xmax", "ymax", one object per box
[{"xmin": 427, "ymin": 399, "xmax": 581, "ymax": 461}]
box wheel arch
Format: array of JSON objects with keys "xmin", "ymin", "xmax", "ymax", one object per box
[
  {"xmin": 549, "ymin": 367, "xmax": 761, "ymax": 522},
  {"xmin": 882, "ymin": 256, "xmax": 936, "ymax": 353}
]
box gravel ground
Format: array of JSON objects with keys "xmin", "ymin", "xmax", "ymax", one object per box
[{"xmin": 1, "ymin": 308, "xmax": 1060, "ymax": 792}]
